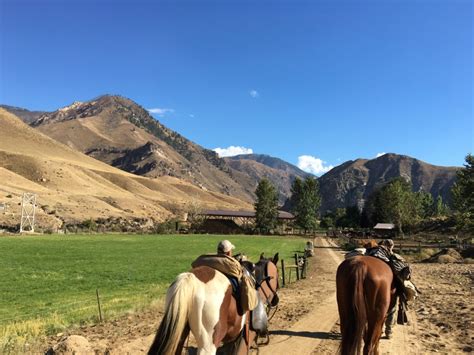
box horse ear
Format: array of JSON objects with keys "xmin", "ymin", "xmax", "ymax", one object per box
[
  {"xmin": 260, "ymin": 252, "xmax": 265, "ymax": 260},
  {"xmin": 273, "ymin": 252, "xmax": 279, "ymax": 264}
]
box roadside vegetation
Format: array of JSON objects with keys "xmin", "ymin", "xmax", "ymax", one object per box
[{"xmin": 0, "ymin": 234, "xmax": 305, "ymax": 352}]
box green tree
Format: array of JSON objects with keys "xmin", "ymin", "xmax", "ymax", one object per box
[
  {"xmin": 415, "ymin": 191, "xmax": 434, "ymax": 218},
  {"xmin": 254, "ymin": 178, "xmax": 279, "ymax": 234},
  {"xmin": 334, "ymin": 208, "xmax": 347, "ymax": 227},
  {"xmin": 366, "ymin": 178, "xmax": 420, "ymax": 234},
  {"xmin": 451, "ymin": 154, "xmax": 474, "ymax": 233},
  {"xmin": 290, "ymin": 177, "xmax": 321, "ymax": 232},
  {"xmin": 338, "ymin": 206, "xmax": 362, "ymax": 228},
  {"xmin": 433, "ymin": 195, "xmax": 448, "ymax": 217},
  {"xmin": 320, "ymin": 215, "xmax": 335, "ymax": 229}
]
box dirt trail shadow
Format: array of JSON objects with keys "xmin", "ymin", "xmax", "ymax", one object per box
[{"xmin": 270, "ymin": 330, "xmax": 341, "ymax": 340}]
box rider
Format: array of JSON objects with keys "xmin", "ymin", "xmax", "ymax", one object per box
[
  {"xmin": 218, "ymin": 239, "xmax": 237, "ymax": 258},
  {"xmin": 380, "ymin": 238, "xmax": 394, "ymax": 253},
  {"xmin": 191, "ymin": 240, "xmax": 258, "ymax": 312},
  {"xmin": 374, "ymin": 239, "xmax": 416, "ymax": 338},
  {"xmin": 377, "ymin": 239, "xmax": 397, "ymax": 338}
]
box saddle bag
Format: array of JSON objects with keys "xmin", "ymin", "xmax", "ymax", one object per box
[
  {"xmin": 251, "ymin": 295, "xmax": 268, "ymax": 334},
  {"xmin": 403, "ymin": 280, "xmax": 418, "ymax": 302},
  {"xmin": 241, "ymin": 273, "xmax": 259, "ymax": 312}
]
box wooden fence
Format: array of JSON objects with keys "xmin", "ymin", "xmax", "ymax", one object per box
[{"xmin": 279, "ymin": 252, "xmax": 309, "ymax": 287}]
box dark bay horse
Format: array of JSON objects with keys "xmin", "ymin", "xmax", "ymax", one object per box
[
  {"xmin": 336, "ymin": 255, "xmax": 395, "ymax": 355},
  {"xmin": 148, "ymin": 253, "xmax": 279, "ymax": 355}
]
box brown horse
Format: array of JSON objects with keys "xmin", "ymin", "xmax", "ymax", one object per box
[
  {"xmin": 148, "ymin": 253, "xmax": 279, "ymax": 355},
  {"xmin": 336, "ymin": 255, "xmax": 395, "ymax": 355}
]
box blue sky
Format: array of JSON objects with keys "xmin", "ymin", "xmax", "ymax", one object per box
[{"xmin": 1, "ymin": 0, "xmax": 472, "ymax": 174}]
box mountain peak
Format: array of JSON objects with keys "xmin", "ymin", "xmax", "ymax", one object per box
[{"xmin": 318, "ymin": 153, "xmax": 459, "ymax": 212}]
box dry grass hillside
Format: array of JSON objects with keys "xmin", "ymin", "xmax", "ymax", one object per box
[
  {"xmin": 0, "ymin": 109, "xmax": 251, "ymax": 231},
  {"xmin": 28, "ymin": 95, "xmax": 256, "ymax": 201}
]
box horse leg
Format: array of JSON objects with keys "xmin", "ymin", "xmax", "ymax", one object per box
[
  {"xmin": 190, "ymin": 304, "xmax": 218, "ymax": 355},
  {"xmin": 365, "ymin": 288, "xmax": 390, "ymax": 355},
  {"xmin": 188, "ymin": 290, "xmax": 218, "ymax": 355},
  {"xmin": 364, "ymin": 312, "xmax": 384, "ymax": 355},
  {"xmin": 368, "ymin": 312, "xmax": 386, "ymax": 355}
]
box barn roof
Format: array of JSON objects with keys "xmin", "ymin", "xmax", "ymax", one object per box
[
  {"xmin": 373, "ymin": 223, "xmax": 395, "ymax": 230},
  {"xmin": 200, "ymin": 210, "xmax": 295, "ymax": 220}
]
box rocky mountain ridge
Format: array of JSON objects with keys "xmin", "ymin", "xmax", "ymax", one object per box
[
  {"xmin": 317, "ymin": 153, "xmax": 459, "ymax": 213},
  {"xmin": 17, "ymin": 95, "xmax": 257, "ymax": 201},
  {"xmin": 225, "ymin": 154, "xmax": 312, "ymax": 204},
  {"xmin": 1, "ymin": 97, "xmax": 460, "ymax": 213}
]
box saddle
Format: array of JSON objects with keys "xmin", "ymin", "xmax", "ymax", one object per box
[
  {"xmin": 366, "ymin": 248, "xmax": 420, "ymax": 325},
  {"xmin": 191, "ymin": 254, "xmax": 242, "ymax": 279}
]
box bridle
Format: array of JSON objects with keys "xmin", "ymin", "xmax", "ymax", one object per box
[{"xmin": 255, "ymin": 259, "xmax": 279, "ymax": 311}]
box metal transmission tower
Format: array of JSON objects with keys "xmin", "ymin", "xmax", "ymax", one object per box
[{"xmin": 20, "ymin": 193, "xmax": 37, "ymax": 233}]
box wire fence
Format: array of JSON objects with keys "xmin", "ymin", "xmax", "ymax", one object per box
[{"xmin": 0, "ymin": 289, "xmax": 158, "ymax": 326}]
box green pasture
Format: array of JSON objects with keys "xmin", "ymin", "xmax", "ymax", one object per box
[{"xmin": 0, "ymin": 234, "xmax": 305, "ymax": 351}]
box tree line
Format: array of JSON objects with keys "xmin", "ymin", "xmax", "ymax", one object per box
[
  {"xmin": 255, "ymin": 176, "xmax": 321, "ymax": 233},
  {"xmin": 254, "ymin": 154, "xmax": 473, "ymax": 235}
]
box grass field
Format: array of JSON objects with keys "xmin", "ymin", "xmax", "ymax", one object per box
[{"xmin": 0, "ymin": 234, "xmax": 305, "ymax": 351}]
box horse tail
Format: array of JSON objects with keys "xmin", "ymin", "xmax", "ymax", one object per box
[
  {"xmin": 352, "ymin": 262, "xmax": 367, "ymax": 355},
  {"xmin": 338, "ymin": 259, "xmax": 367, "ymax": 355},
  {"xmin": 148, "ymin": 273, "xmax": 196, "ymax": 355}
]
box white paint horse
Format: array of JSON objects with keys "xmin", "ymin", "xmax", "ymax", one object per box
[{"xmin": 148, "ymin": 253, "xmax": 280, "ymax": 355}]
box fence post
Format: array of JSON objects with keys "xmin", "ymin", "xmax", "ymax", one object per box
[
  {"xmin": 418, "ymin": 241, "xmax": 421, "ymax": 254},
  {"xmin": 281, "ymin": 259, "xmax": 286, "ymax": 287},
  {"xmin": 96, "ymin": 288, "xmax": 103, "ymax": 322}
]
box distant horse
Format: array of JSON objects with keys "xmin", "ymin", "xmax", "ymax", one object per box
[
  {"xmin": 148, "ymin": 253, "xmax": 280, "ymax": 355},
  {"xmin": 336, "ymin": 256, "xmax": 395, "ymax": 355},
  {"xmin": 363, "ymin": 240, "xmax": 378, "ymax": 249}
]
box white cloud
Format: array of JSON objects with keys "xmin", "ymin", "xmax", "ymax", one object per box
[
  {"xmin": 213, "ymin": 146, "xmax": 253, "ymax": 157},
  {"xmin": 147, "ymin": 108, "xmax": 175, "ymax": 117},
  {"xmin": 297, "ymin": 155, "xmax": 334, "ymax": 175},
  {"xmin": 249, "ymin": 89, "xmax": 259, "ymax": 98},
  {"xmin": 376, "ymin": 152, "xmax": 386, "ymax": 158}
]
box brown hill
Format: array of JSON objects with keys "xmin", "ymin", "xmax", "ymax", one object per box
[
  {"xmin": 27, "ymin": 95, "xmax": 256, "ymax": 202},
  {"xmin": 318, "ymin": 153, "xmax": 459, "ymax": 213},
  {"xmin": 2, "ymin": 97, "xmax": 319, "ymax": 205},
  {"xmin": 0, "ymin": 108, "xmax": 251, "ymax": 231},
  {"xmin": 225, "ymin": 154, "xmax": 312, "ymax": 204}
]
